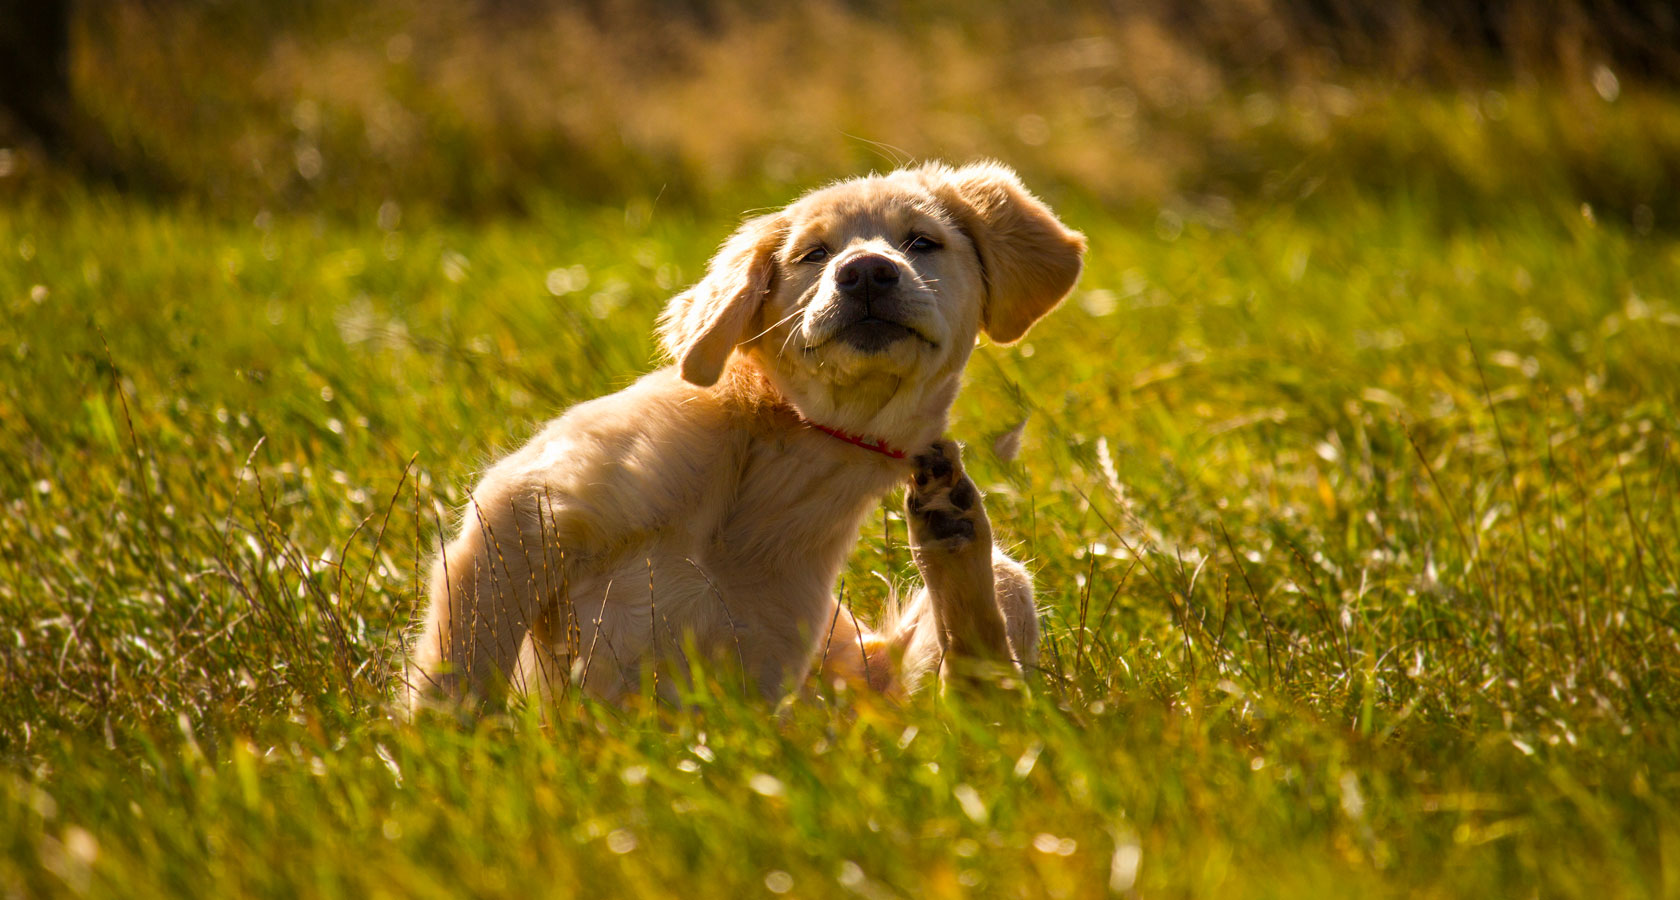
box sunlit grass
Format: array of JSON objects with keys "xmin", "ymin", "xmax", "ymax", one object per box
[{"xmin": 3, "ymin": 163, "xmax": 1678, "ymax": 896}]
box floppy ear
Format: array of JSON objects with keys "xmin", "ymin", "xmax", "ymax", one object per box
[
  {"xmin": 918, "ymin": 162, "xmax": 1086, "ymax": 344},
  {"xmin": 657, "ymin": 213, "xmax": 786, "ymax": 386}
]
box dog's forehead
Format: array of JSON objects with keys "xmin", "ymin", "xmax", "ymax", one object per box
[{"xmin": 785, "ymin": 178, "xmax": 950, "ymax": 240}]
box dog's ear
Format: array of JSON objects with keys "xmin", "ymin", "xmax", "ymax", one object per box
[
  {"xmin": 658, "ymin": 213, "xmax": 786, "ymax": 386},
  {"xmin": 918, "ymin": 162, "xmax": 1086, "ymax": 344}
]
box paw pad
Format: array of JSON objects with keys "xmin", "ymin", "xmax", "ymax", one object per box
[{"xmin": 906, "ymin": 440, "xmax": 985, "ymax": 550}]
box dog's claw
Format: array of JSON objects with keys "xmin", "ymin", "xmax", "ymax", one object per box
[{"xmin": 906, "ymin": 440, "xmax": 985, "ymax": 552}]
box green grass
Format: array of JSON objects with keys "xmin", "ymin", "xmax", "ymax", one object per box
[{"xmin": 5, "ymin": 142, "xmax": 1680, "ymax": 895}]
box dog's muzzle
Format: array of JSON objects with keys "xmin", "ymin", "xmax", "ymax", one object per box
[{"xmin": 831, "ymin": 253, "xmax": 923, "ymax": 352}]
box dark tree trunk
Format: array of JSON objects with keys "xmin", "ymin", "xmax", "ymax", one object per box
[{"xmin": 0, "ymin": 0, "xmax": 75, "ymax": 152}]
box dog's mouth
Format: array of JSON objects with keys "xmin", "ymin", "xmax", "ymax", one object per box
[
  {"xmin": 839, "ymin": 317, "xmax": 921, "ymax": 352},
  {"xmin": 808, "ymin": 315, "xmax": 936, "ymax": 354}
]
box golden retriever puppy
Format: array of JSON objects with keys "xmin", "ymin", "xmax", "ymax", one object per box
[{"xmin": 406, "ymin": 161, "xmax": 1084, "ymax": 710}]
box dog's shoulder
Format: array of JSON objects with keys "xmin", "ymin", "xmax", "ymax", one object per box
[{"xmin": 480, "ymin": 367, "xmax": 751, "ymax": 527}]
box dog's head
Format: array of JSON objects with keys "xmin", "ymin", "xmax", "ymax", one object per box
[{"xmin": 659, "ymin": 162, "xmax": 1085, "ymax": 442}]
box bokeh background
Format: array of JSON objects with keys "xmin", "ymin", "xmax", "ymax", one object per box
[{"xmin": 4, "ymin": 0, "xmax": 1679, "ymax": 223}]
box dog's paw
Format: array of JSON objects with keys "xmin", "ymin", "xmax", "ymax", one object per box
[{"xmin": 906, "ymin": 440, "xmax": 985, "ymax": 551}]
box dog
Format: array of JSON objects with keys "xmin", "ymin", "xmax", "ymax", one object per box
[{"xmin": 406, "ymin": 161, "xmax": 1085, "ymax": 710}]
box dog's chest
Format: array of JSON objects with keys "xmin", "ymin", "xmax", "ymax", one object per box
[
  {"xmin": 712, "ymin": 440, "xmax": 899, "ymax": 577},
  {"xmin": 560, "ymin": 439, "xmax": 901, "ymax": 684}
]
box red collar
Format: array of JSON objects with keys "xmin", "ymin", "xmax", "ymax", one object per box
[{"xmin": 796, "ymin": 415, "xmax": 907, "ymax": 460}]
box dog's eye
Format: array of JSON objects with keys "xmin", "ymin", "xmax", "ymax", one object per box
[
  {"xmin": 799, "ymin": 246, "xmax": 830, "ymax": 264},
  {"xmin": 906, "ymin": 235, "xmax": 942, "ymax": 253}
]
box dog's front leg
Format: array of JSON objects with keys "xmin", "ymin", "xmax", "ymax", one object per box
[{"xmin": 905, "ymin": 441, "xmax": 1031, "ymax": 686}]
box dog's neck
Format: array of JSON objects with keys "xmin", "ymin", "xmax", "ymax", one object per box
[
  {"xmin": 792, "ymin": 411, "xmax": 908, "ymax": 459},
  {"xmin": 721, "ymin": 356, "xmax": 954, "ymax": 457}
]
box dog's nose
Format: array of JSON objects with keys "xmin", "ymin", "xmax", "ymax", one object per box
[{"xmin": 836, "ymin": 254, "xmax": 900, "ymax": 296}]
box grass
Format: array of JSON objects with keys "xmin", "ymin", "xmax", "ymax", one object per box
[
  {"xmin": 3, "ymin": 7, "xmax": 1680, "ymax": 892},
  {"xmin": 4, "ymin": 175, "xmax": 1679, "ymax": 896}
]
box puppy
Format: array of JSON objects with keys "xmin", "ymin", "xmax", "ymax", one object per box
[{"xmin": 406, "ymin": 161, "xmax": 1084, "ymax": 709}]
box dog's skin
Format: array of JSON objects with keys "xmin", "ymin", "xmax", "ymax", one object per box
[{"xmin": 406, "ymin": 162, "xmax": 1084, "ymax": 710}]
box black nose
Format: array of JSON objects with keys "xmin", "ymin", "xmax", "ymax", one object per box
[{"xmin": 836, "ymin": 254, "xmax": 900, "ymax": 296}]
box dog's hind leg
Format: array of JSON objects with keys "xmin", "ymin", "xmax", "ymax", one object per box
[
  {"xmin": 405, "ymin": 497, "xmax": 544, "ymax": 714},
  {"xmin": 900, "ymin": 440, "xmax": 1037, "ymax": 689},
  {"xmin": 818, "ymin": 441, "xmax": 1039, "ymax": 696}
]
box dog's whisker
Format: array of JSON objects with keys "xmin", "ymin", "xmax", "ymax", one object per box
[
  {"xmin": 746, "ymin": 306, "xmax": 804, "ymax": 345},
  {"xmin": 778, "ymin": 321, "xmax": 806, "ymax": 357}
]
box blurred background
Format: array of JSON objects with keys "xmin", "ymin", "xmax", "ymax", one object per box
[{"xmin": 2, "ymin": 0, "xmax": 1678, "ymax": 226}]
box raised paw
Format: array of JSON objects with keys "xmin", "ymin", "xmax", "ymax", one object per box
[{"xmin": 906, "ymin": 440, "xmax": 987, "ymax": 551}]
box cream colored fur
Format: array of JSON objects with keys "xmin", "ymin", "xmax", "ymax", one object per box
[{"xmin": 406, "ymin": 161, "xmax": 1084, "ymax": 710}]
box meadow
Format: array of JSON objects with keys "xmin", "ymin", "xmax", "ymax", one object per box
[{"xmin": 4, "ymin": 3, "xmax": 1680, "ymax": 897}]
